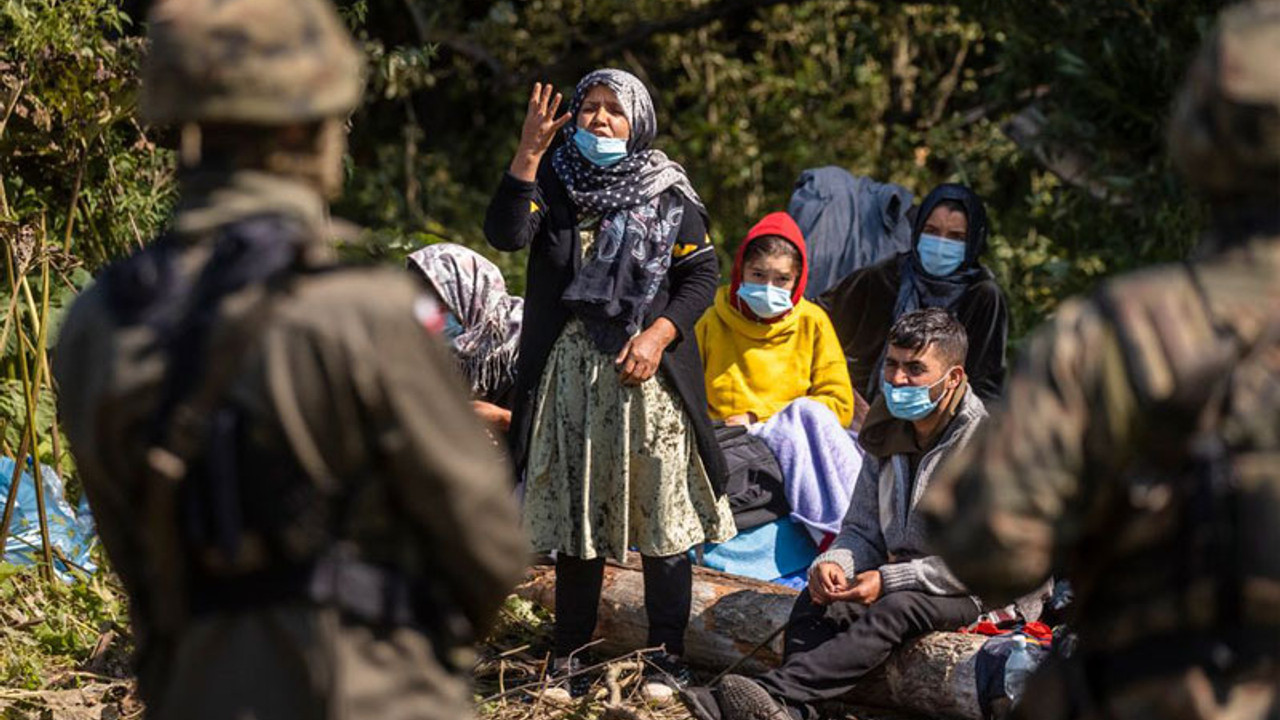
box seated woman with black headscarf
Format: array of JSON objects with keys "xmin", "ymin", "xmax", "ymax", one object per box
[
  {"xmin": 406, "ymin": 243, "xmax": 522, "ymax": 430},
  {"xmin": 484, "ymin": 69, "xmax": 735, "ymax": 702},
  {"xmin": 819, "ymin": 184, "xmax": 1009, "ymax": 412}
]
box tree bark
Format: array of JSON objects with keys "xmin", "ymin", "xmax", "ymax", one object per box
[{"xmin": 514, "ymin": 561, "xmax": 986, "ymax": 719}]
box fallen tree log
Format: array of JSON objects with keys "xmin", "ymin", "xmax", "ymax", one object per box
[{"xmin": 514, "ymin": 562, "xmax": 986, "ymax": 720}]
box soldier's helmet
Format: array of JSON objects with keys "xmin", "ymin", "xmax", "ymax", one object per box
[
  {"xmin": 140, "ymin": 0, "xmax": 364, "ymax": 126},
  {"xmin": 1169, "ymin": 0, "xmax": 1280, "ymax": 200}
]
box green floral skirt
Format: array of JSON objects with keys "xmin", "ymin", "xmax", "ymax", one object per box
[{"xmin": 524, "ymin": 320, "xmax": 736, "ymax": 562}]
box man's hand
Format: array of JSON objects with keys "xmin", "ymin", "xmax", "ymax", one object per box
[
  {"xmin": 808, "ymin": 562, "xmax": 851, "ymax": 606},
  {"xmin": 616, "ymin": 318, "xmax": 677, "ymax": 386},
  {"xmin": 844, "ymin": 570, "xmax": 883, "ymax": 605},
  {"xmin": 472, "ymin": 401, "xmax": 512, "ymax": 431},
  {"xmin": 724, "ymin": 412, "xmax": 757, "ymax": 427}
]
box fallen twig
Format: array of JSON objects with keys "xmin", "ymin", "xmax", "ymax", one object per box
[{"xmin": 480, "ymin": 644, "xmax": 663, "ymax": 704}]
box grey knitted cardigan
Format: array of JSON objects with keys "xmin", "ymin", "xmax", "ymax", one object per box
[{"xmin": 812, "ymin": 388, "xmax": 986, "ymax": 597}]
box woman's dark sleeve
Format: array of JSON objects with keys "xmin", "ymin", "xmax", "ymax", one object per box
[
  {"xmin": 964, "ymin": 280, "xmax": 1010, "ymax": 402},
  {"xmin": 484, "ymin": 171, "xmax": 548, "ymax": 252},
  {"xmin": 659, "ymin": 203, "xmax": 718, "ymax": 337}
]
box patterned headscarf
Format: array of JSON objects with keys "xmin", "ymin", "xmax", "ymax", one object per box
[
  {"xmin": 867, "ymin": 184, "xmax": 995, "ymax": 399},
  {"xmin": 406, "ymin": 243, "xmax": 523, "ymax": 402},
  {"xmin": 553, "ymin": 68, "xmax": 708, "ymax": 353},
  {"xmin": 552, "ymin": 68, "xmax": 703, "ymax": 216}
]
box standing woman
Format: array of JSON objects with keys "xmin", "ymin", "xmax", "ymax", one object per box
[{"xmin": 485, "ymin": 70, "xmax": 735, "ymax": 696}]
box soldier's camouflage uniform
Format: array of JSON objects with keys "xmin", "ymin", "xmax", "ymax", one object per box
[
  {"xmin": 923, "ymin": 3, "xmax": 1280, "ymax": 719},
  {"xmin": 53, "ymin": 1, "xmax": 527, "ymax": 718}
]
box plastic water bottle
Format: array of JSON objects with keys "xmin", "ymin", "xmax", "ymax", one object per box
[{"xmin": 1004, "ymin": 635, "xmax": 1035, "ymax": 702}]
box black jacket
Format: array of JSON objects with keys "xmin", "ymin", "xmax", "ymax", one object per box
[
  {"xmin": 819, "ymin": 255, "xmax": 1009, "ymax": 403},
  {"xmin": 484, "ymin": 161, "xmax": 728, "ymax": 493}
]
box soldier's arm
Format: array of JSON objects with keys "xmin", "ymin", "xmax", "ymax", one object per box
[
  {"xmin": 922, "ymin": 300, "xmax": 1139, "ymax": 604},
  {"xmin": 270, "ymin": 278, "xmax": 529, "ymax": 634},
  {"xmin": 52, "ymin": 291, "xmax": 150, "ymax": 600},
  {"xmin": 367, "ymin": 296, "xmax": 528, "ymax": 634}
]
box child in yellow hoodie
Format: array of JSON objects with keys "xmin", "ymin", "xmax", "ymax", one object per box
[
  {"xmin": 697, "ymin": 212, "xmax": 854, "ymax": 427},
  {"xmin": 697, "ymin": 212, "xmax": 862, "ymax": 539}
]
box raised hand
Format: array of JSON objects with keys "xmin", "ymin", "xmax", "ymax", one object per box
[{"xmin": 510, "ymin": 82, "xmax": 573, "ymax": 181}]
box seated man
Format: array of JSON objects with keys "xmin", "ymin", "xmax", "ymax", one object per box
[
  {"xmin": 682, "ymin": 308, "xmax": 986, "ymax": 720},
  {"xmin": 819, "ymin": 184, "xmax": 1009, "ymax": 409},
  {"xmin": 696, "ymin": 212, "xmax": 861, "ymax": 539}
]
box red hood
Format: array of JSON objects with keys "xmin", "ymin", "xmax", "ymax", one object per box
[{"xmin": 729, "ymin": 211, "xmax": 809, "ymax": 322}]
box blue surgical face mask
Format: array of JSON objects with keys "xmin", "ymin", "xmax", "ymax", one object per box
[
  {"xmin": 442, "ymin": 312, "xmax": 466, "ymax": 344},
  {"xmin": 573, "ymin": 127, "xmax": 628, "ymax": 167},
  {"xmin": 917, "ymin": 233, "xmax": 967, "ymax": 277},
  {"xmin": 736, "ymin": 282, "xmax": 794, "ymax": 319},
  {"xmin": 881, "ymin": 371, "xmax": 954, "ymax": 421}
]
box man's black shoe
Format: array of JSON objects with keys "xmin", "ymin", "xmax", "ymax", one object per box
[{"xmin": 715, "ymin": 674, "xmax": 791, "ymax": 720}]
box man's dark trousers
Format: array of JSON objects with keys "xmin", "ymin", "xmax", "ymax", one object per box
[{"xmin": 688, "ymin": 588, "xmax": 980, "ymax": 719}]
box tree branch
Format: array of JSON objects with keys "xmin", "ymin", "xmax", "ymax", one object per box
[
  {"xmin": 517, "ymin": 0, "xmax": 812, "ymax": 85},
  {"xmin": 927, "ymin": 36, "xmax": 971, "ymax": 126},
  {"xmin": 423, "ymin": 32, "xmax": 508, "ymax": 78}
]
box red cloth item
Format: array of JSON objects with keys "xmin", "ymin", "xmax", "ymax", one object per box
[
  {"xmin": 964, "ymin": 621, "xmax": 1004, "ymax": 636},
  {"xmin": 1022, "ymin": 621, "xmax": 1053, "ymax": 642},
  {"xmin": 729, "ymin": 211, "xmax": 809, "ymax": 323}
]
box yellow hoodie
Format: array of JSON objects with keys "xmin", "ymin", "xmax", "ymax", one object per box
[{"xmin": 696, "ymin": 286, "xmax": 855, "ymax": 426}]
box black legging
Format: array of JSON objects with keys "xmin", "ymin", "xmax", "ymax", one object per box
[{"xmin": 554, "ymin": 552, "xmax": 693, "ymax": 657}]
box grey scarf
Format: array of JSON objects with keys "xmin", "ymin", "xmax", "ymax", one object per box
[
  {"xmin": 554, "ymin": 68, "xmax": 706, "ymax": 353},
  {"xmin": 406, "ymin": 243, "xmax": 523, "ymax": 402}
]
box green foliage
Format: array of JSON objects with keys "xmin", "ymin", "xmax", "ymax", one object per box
[
  {"xmin": 0, "ymin": 0, "xmax": 1226, "ymax": 472},
  {"xmin": 0, "ymin": 563, "xmax": 128, "ymax": 689},
  {"xmin": 0, "ymin": 0, "xmax": 175, "ymax": 268},
  {"xmin": 957, "ymin": 0, "xmax": 1220, "ymax": 340},
  {"xmin": 330, "ymin": 0, "xmax": 1217, "ymax": 342}
]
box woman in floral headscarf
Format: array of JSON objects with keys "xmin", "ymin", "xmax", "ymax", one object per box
[
  {"xmin": 485, "ymin": 69, "xmax": 735, "ymax": 699},
  {"xmin": 406, "ymin": 243, "xmax": 522, "ymax": 429}
]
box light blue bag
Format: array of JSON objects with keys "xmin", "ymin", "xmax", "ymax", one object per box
[{"xmin": 0, "ymin": 456, "xmax": 98, "ymax": 582}]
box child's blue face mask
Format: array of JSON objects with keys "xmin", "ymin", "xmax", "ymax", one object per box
[
  {"xmin": 916, "ymin": 233, "xmax": 967, "ymax": 277},
  {"xmin": 573, "ymin": 127, "xmax": 628, "ymax": 167},
  {"xmin": 736, "ymin": 282, "xmax": 793, "ymax": 319}
]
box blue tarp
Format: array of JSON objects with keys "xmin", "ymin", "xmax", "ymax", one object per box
[
  {"xmin": 787, "ymin": 167, "xmax": 916, "ymax": 299},
  {"xmin": 0, "ymin": 456, "xmax": 98, "ymax": 582},
  {"xmin": 697, "ymin": 518, "xmax": 817, "ymax": 585}
]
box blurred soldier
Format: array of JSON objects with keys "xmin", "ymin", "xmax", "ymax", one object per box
[
  {"xmin": 923, "ymin": 2, "xmax": 1280, "ymax": 718},
  {"xmin": 53, "ymin": 1, "xmax": 527, "ymax": 718}
]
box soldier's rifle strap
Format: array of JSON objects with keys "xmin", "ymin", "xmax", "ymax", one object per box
[{"xmin": 143, "ymin": 218, "xmax": 314, "ymax": 639}]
